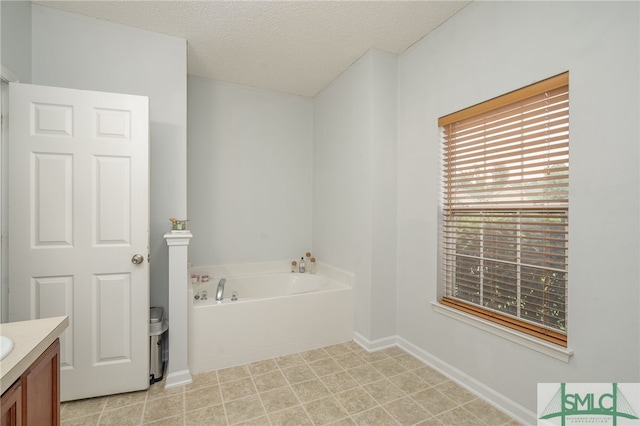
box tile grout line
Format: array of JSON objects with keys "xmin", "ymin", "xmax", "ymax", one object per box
[
  {"xmin": 96, "ymin": 399, "xmax": 105, "ymax": 425},
  {"xmin": 181, "ymin": 385, "xmax": 186, "ymax": 426},
  {"xmin": 303, "ymin": 349, "xmax": 351, "ymax": 426},
  {"xmin": 213, "ymin": 370, "xmax": 232, "ymax": 426},
  {"xmin": 137, "ymin": 386, "xmax": 150, "ymax": 425},
  {"xmin": 274, "ymin": 351, "xmax": 317, "ymax": 425},
  {"xmin": 246, "ymin": 364, "xmax": 274, "ymax": 426}
]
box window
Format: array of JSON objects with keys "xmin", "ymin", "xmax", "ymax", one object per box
[{"xmin": 438, "ymin": 73, "xmax": 569, "ymax": 347}]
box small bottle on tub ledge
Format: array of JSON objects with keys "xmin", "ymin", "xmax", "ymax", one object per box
[{"xmin": 299, "ymin": 257, "xmax": 306, "ymax": 273}]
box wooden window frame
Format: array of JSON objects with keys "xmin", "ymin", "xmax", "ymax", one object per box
[{"xmin": 438, "ymin": 72, "xmax": 569, "ymax": 347}]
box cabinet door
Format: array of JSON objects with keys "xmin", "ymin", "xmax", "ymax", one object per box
[
  {"xmin": 0, "ymin": 380, "xmax": 22, "ymax": 426},
  {"xmin": 22, "ymin": 339, "xmax": 60, "ymax": 426}
]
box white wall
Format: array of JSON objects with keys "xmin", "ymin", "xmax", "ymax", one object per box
[
  {"xmin": 0, "ymin": 0, "xmax": 32, "ymax": 324},
  {"xmin": 187, "ymin": 76, "xmax": 313, "ymax": 266},
  {"xmin": 1, "ymin": 0, "xmax": 31, "ymax": 82},
  {"xmin": 397, "ymin": 1, "xmax": 639, "ymax": 421},
  {"xmin": 369, "ymin": 50, "xmax": 398, "ymax": 341},
  {"xmin": 31, "ymin": 5, "xmax": 188, "ymax": 315},
  {"xmin": 314, "ymin": 49, "xmax": 397, "ymax": 342}
]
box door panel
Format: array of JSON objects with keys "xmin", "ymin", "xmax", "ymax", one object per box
[
  {"xmin": 9, "ymin": 83, "xmax": 149, "ymax": 401},
  {"xmin": 32, "ymin": 153, "xmax": 74, "ymax": 247},
  {"xmin": 94, "ymin": 156, "xmax": 131, "ymax": 245},
  {"xmin": 33, "ymin": 275, "xmax": 73, "ymax": 368},
  {"xmin": 31, "ymin": 102, "xmax": 74, "ymax": 137},
  {"xmin": 95, "ymin": 273, "xmax": 131, "ymax": 363}
]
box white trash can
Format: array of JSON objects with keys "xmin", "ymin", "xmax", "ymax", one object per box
[{"xmin": 149, "ymin": 307, "xmax": 168, "ymax": 384}]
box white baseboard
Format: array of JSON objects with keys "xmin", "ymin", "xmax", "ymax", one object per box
[
  {"xmin": 164, "ymin": 369, "xmax": 193, "ymax": 389},
  {"xmin": 396, "ymin": 336, "xmax": 536, "ymax": 425},
  {"xmin": 353, "ymin": 332, "xmax": 397, "ymax": 352}
]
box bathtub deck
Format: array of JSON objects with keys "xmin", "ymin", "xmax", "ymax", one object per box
[{"xmin": 60, "ymin": 341, "xmax": 519, "ymax": 425}]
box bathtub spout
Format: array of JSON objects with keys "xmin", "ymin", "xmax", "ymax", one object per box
[{"xmin": 216, "ymin": 278, "xmax": 226, "ymax": 302}]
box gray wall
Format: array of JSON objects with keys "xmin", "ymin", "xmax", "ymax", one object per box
[
  {"xmin": 1, "ymin": 1, "xmax": 31, "ymax": 82},
  {"xmin": 30, "ymin": 5, "xmax": 188, "ymax": 315},
  {"xmin": 397, "ymin": 1, "xmax": 639, "ymax": 421},
  {"xmin": 1, "ymin": 0, "xmax": 32, "ymax": 323},
  {"xmin": 313, "ymin": 49, "xmax": 398, "ymax": 342},
  {"xmin": 187, "ymin": 76, "xmax": 313, "ymax": 266}
]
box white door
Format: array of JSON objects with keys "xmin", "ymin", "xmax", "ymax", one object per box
[{"xmin": 8, "ymin": 83, "xmax": 150, "ymax": 401}]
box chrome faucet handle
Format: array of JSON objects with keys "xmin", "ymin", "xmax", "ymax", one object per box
[{"xmin": 216, "ymin": 278, "xmax": 226, "ymax": 301}]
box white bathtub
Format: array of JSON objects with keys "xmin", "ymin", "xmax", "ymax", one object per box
[{"xmin": 187, "ymin": 262, "xmax": 355, "ymax": 373}]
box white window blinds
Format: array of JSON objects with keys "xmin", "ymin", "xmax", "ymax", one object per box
[{"xmin": 438, "ymin": 73, "xmax": 569, "ymax": 346}]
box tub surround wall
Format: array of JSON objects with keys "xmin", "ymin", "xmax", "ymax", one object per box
[
  {"xmin": 191, "ymin": 260, "xmax": 304, "ymax": 278},
  {"xmin": 187, "ymin": 76, "xmax": 313, "ymax": 267},
  {"xmin": 189, "ymin": 260, "xmax": 352, "ymax": 284},
  {"xmin": 30, "ymin": 4, "xmax": 187, "ymax": 317},
  {"xmin": 313, "ymin": 49, "xmax": 398, "ymax": 344},
  {"xmin": 396, "ymin": 1, "xmax": 639, "ymax": 423}
]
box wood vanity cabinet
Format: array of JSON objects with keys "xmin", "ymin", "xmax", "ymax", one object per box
[
  {"xmin": 0, "ymin": 380, "xmax": 22, "ymax": 426},
  {"xmin": 1, "ymin": 339, "xmax": 60, "ymax": 426}
]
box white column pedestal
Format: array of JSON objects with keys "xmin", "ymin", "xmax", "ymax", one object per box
[{"xmin": 163, "ymin": 231, "xmax": 193, "ymax": 388}]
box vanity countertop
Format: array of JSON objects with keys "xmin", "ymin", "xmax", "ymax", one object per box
[{"xmin": 0, "ymin": 316, "xmax": 69, "ymax": 394}]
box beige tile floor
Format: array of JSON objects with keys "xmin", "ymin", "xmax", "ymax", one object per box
[{"xmin": 61, "ymin": 342, "xmax": 520, "ymax": 426}]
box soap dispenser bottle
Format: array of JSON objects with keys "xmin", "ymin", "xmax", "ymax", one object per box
[{"xmin": 299, "ymin": 257, "xmax": 306, "ymax": 273}]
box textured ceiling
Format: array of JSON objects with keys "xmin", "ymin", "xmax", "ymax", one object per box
[{"xmin": 34, "ymin": 1, "xmax": 471, "ymax": 97}]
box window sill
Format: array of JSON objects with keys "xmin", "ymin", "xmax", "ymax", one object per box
[{"xmin": 431, "ymin": 301, "xmax": 573, "ymax": 363}]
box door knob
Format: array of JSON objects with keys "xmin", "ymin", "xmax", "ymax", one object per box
[{"xmin": 131, "ymin": 254, "xmax": 144, "ymax": 265}]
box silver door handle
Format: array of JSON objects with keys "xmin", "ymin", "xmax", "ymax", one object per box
[{"xmin": 131, "ymin": 254, "xmax": 144, "ymax": 265}]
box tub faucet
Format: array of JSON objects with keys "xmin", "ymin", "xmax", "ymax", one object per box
[{"xmin": 216, "ymin": 278, "xmax": 226, "ymax": 302}]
